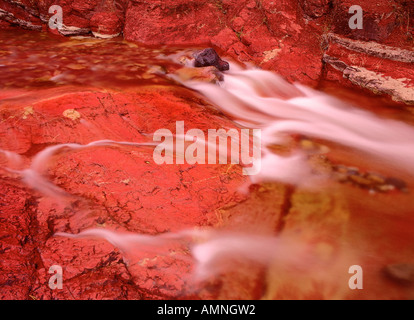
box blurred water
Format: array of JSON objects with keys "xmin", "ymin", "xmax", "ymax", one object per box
[{"xmin": 184, "ymin": 68, "xmax": 414, "ymax": 186}]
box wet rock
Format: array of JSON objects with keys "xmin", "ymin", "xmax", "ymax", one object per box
[
  {"xmin": 348, "ymin": 174, "xmax": 372, "ymax": 187},
  {"xmin": 90, "ymin": 11, "xmax": 122, "ymax": 39},
  {"xmin": 384, "ymin": 177, "xmax": 407, "ymax": 192},
  {"xmin": 174, "ymin": 66, "xmax": 224, "ymax": 83},
  {"xmin": 299, "ymin": 138, "xmax": 330, "ymax": 154},
  {"xmin": 376, "ymin": 184, "xmax": 396, "ymax": 192},
  {"xmin": 193, "ymin": 48, "xmax": 230, "ymax": 72},
  {"xmin": 384, "ymin": 264, "xmax": 414, "ymax": 285},
  {"xmin": 365, "ymin": 173, "xmax": 386, "ymax": 185},
  {"xmin": 331, "ymin": 164, "xmax": 408, "ymax": 193}
]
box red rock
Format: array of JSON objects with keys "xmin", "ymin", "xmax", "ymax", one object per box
[
  {"xmin": 1, "ymin": 0, "xmax": 414, "ymax": 301},
  {"xmin": 298, "ymin": 0, "xmax": 331, "ymax": 18},
  {"xmin": 331, "ymin": 0, "xmax": 410, "ymax": 46},
  {"xmin": 123, "ymin": 0, "xmax": 223, "ymax": 46},
  {"xmin": 0, "ymin": 84, "xmax": 262, "ymax": 299},
  {"xmin": 0, "ymin": 181, "xmax": 34, "ymax": 299},
  {"xmin": 90, "ymin": 11, "xmax": 122, "ymax": 38}
]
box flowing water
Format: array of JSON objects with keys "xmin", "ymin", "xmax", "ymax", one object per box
[
  {"xmin": 1, "ymin": 29, "xmax": 414, "ymax": 299},
  {"xmin": 184, "ymin": 68, "xmax": 414, "ymax": 184}
]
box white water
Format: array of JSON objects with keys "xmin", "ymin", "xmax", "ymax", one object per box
[{"xmin": 184, "ymin": 67, "xmax": 414, "ymax": 185}]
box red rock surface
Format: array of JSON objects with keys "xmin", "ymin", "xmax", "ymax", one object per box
[{"xmin": 0, "ymin": 83, "xmax": 253, "ymax": 299}]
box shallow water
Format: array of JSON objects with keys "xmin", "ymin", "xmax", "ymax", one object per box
[{"xmin": 0, "ymin": 29, "xmax": 186, "ymax": 89}]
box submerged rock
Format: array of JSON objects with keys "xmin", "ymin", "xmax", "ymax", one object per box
[
  {"xmin": 193, "ymin": 48, "xmax": 230, "ymax": 72},
  {"xmin": 174, "ymin": 66, "xmax": 224, "ymax": 83},
  {"xmin": 331, "ymin": 164, "xmax": 409, "ymax": 193},
  {"xmin": 384, "ymin": 264, "xmax": 414, "ymax": 285}
]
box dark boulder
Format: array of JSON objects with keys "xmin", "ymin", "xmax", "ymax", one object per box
[{"xmin": 193, "ymin": 48, "xmax": 230, "ymax": 71}]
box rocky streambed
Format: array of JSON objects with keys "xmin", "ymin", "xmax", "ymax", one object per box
[{"xmin": 0, "ymin": 28, "xmax": 414, "ymax": 300}]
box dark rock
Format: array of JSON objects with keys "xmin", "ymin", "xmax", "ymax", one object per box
[
  {"xmin": 384, "ymin": 177, "xmax": 407, "ymax": 191},
  {"xmin": 383, "ymin": 263, "xmax": 414, "ymax": 285},
  {"xmin": 193, "ymin": 48, "xmax": 230, "ymax": 71}
]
